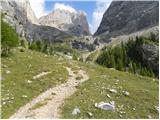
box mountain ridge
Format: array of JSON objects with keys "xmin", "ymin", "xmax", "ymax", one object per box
[{"xmin": 39, "ymin": 9, "xmax": 91, "ymax": 36}]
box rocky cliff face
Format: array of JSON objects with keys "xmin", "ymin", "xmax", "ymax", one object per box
[
  {"xmin": 94, "ymin": 1, "xmax": 159, "ymax": 76},
  {"xmin": 0, "ymin": 0, "xmax": 38, "ymax": 37},
  {"xmin": 39, "ymin": 9, "xmax": 91, "ymax": 36},
  {"xmin": 0, "ymin": 0, "xmax": 71, "ymax": 42},
  {"xmin": 95, "ymin": 1, "xmax": 159, "ymax": 38}
]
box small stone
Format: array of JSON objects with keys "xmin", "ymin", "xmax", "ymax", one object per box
[
  {"xmin": 95, "ymin": 101, "xmax": 115, "ymax": 111},
  {"xmin": 132, "ymin": 107, "xmax": 136, "ymax": 111},
  {"xmin": 6, "ymin": 70, "xmax": 11, "ymax": 74},
  {"xmin": 155, "ymin": 106, "xmax": 159, "ymax": 112},
  {"xmin": 27, "ymin": 80, "xmax": 32, "ymax": 83},
  {"xmin": 22, "ymin": 95, "xmax": 28, "ymax": 98},
  {"xmin": 119, "ymin": 111, "xmax": 126, "ymax": 114},
  {"xmin": 108, "ymin": 88, "xmax": 117, "ymax": 93},
  {"xmin": 147, "ymin": 115, "xmax": 152, "ymax": 119},
  {"xmin": 87, "ymin": 112, "xmax": 93, "ymax": 117},
  {"xmin": 2, "ymin": 102, "xmax": 6, "ymax": 105},
  {"xmin": 122, "ymin": 91, "xmax": 130, "ymax": 96},
  {"xmin": 119, "ymin": 114, "xmax": 123, "ymax": 118},
  {"xmin": 72, "ymin": 107, "xmax": 81, "ymax": 115},
  {"xmin": 106, "ymin": 94, "xmax": 111, "ymax": 98}
]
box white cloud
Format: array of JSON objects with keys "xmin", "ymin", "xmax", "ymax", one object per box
[
  {"xmin": 29, "ymin": 0, "xmax": 49, "ymax": 19},
  {"xmin": 90, "ymin": 0, "xmax": 112, "ymax": 34},
  {"xmin": 53, "ymin": 3, "xmax": 77, "ymax": 13}
]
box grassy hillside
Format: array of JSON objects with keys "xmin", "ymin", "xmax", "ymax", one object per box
[
  {"xmin": 1, "ymin": 48, "xmax": 70, "ymax": 118},
  {"xmin": 61, "ymin": 62, "xmax": 159, "ymax": 119},
  {"xmin": 1, "ymin": 48, "xmax": 158, "ymax": 119}
]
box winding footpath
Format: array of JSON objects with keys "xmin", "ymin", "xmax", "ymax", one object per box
[{"xmin": 10, "ymin": 67, "xmax": 89, "ymax": 119}]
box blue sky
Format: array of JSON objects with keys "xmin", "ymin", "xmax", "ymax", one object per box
[{"xmin": 29, "ymin": 0, "xmax": 112, "ymax": 33}]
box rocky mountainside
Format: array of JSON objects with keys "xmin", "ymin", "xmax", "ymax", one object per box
[
  {"xmin": 94, "ymin": 1, "xmax": 159, "ymax": 38},
  {"xmin": 93, "ymin": 1, "xmax": 159, "ymax": 77},
  {"xmin": 0, "ymin": 0, "xmax": 72, "ymax": 43},
  {"xmin": 39, "ymin": 9, "xmax": 91, "ymax": 36},
  {"xmin": 0, "ymin": 0, "xmax": 38, "ymax": 37}
]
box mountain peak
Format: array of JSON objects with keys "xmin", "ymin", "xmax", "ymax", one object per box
[{"xmin": 39, "ymin": 9, "xmax": 90, "ymax": 36}]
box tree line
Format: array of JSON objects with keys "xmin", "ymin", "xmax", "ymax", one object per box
[{"xmin": 96, "ymin": 36, "xmax": 158, "ymax": 77}]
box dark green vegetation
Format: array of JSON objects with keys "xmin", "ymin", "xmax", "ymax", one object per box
[
  {"xmin": 28, "ymin": 41, "xmax": 79, "ymax": 60},
  {"xmin": 96, "ymin": 36, "xmax": 158, "ymax": 77},
  {"xmin": 61, "ymin": 62, "xmax": 159, "ymax": 119},
  {"xmin": 1, "ymin": 49, "xmax": 69, "ymax": 118},
  {"xmin": 1, "ymin": 15, "xmax": 19, "ymax": 56}
]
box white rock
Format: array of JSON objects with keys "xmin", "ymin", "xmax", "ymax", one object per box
[
  {"xmin": 122, "ymin": 91, "xmax": 130, "ymax": 96},
  {"xmin": 110, "ymin": 68, "xmax": 115, "ymax": 70},
  {"xmin": 147, "ymin": 115, "xmax": 152, "ymax": 119},
  {"xmin": 95, "ymin": 101, "xmax": 115, "ymax": 111},
  {"xmin": 6, "ymin": 70, "xmax": 11, "ymax": 74},
  {"xmin": 155, "ymin": 106, "xmax": 159, "ymax": 112},
  {"xmin": 72, "ymin": 107, "xmax": 81, "ymax": 115},
  {"xmin": 108, "ymin": 88, "xmax": 117, "ymax": 93},
  {"xmin": 87, "ymin": 112, "xmax": 93, "ymax": 117},
  {"xmin": 119, "ymin": 111, "xmax": 126, "ymax": 114},
  {"xmin": 132, "ymin": 107, "xmax": 136, "ymax": 111},
  {"xmin": 106, "ymin": 94, "xmax": 111, "ymax": 98},
  {"xmin": 22, "ymin": 95, "xmax": 28, "ymax": 98},
  {"xmin": 119, "ymin": 114, "xmax": 123, "ymax": 118},
  {"xmin": 2, "ymin": 102, "xmax": 6, "ymax": 105},
  {"xmin": 27, "ymin": 80, "xmax": 32, "ymax": 83}
]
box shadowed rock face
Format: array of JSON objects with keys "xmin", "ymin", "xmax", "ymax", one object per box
[
  {"xmin": 94, "ymin": 1, "xmax": 159, "ymax": 37},
  {"xmin": 39, "ymin": 9, "xmax": 91, "ymax": 36},
  {"xmin": 1, "ymin": 0, "xmax": 71, "ymax": 42},
  {"xmin": 141, "ymin": 44, "xmax": 159, "ymax": 75}
]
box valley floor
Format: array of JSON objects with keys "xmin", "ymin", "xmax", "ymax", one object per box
[{"xmin": 1, "ymin": 48, "xmax": 159, "ymax": 119}]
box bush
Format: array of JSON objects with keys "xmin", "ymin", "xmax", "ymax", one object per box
[{"xmin": 20, "ymin": 38, "xmax": 28, "ymax": 48}]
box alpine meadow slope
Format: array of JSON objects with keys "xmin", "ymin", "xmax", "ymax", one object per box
[{"xmin": 1, "ymin": 0, "xmax": 159, "ymax": 119}]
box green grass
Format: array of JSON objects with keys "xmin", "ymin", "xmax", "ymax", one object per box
[
  {"xmin": 1, "ymin": 48, "xmax": 159, "ymax": 119},
  {"xmin": 86, "ymin": 50, "xmax": 99, "ymax": 62},
  {"xmin": 1, "ymin": 49, "xmax": 70, "ymax": 118},
  {"xmin": 61, "ymin": 62, "xmax": 159, "ymax": 119}
]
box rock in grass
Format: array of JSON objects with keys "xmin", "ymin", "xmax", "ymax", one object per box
[
  {"xmin": 122, "ymin": 91, "xmax": 130, "ymax": 96},
  {"xmin": 106, "ymin": 94, "xmax": 111, "ymax": 98},
  {"xmin": 108, "ymin": 88, "xmax": 117, "ymax": 93},
  {"xmin": 22, "ymin": 95, "xmax": 28, "ymax": 98},
  {"xmin": 87, "ymin": 112, "xmax": 93, "ymax": 117},
  {"xmin": 155, "ymin": 106, "xmax": 159, "ymax": 112},
  {"xmin": 6, "ymin": 70, "xmax": 11, "ymax": 74},
  {"xmin": 72, "ymin": 107, "xmax": 81, "ymax": 115},
  {"xmin": 147, "ymin": 115, "xmax": 152, "ymax": 119},
  {"xmin": 27, "ymin": 80, "xmax": 32, "ymax": 84},
  {"xmin": 95, "ymin": 101, "xmax": 115, "ymax": 111}
]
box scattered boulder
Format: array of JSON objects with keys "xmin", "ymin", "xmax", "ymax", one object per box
[
  {"xmin": 95, "ymin": 101, "xmax": 115, "ymax": 111},
  {"xmin": 72, "ymin": 107, "xmax": 81, "ymax": 115}
]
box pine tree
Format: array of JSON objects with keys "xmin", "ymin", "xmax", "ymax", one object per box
[
  {"xmin": 1, "ymin": 17, "xmax": 19, "ymax": 56},
  {"xmin": 36, "ymin": 41, "xmax": 42, "ymax": 51}
]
